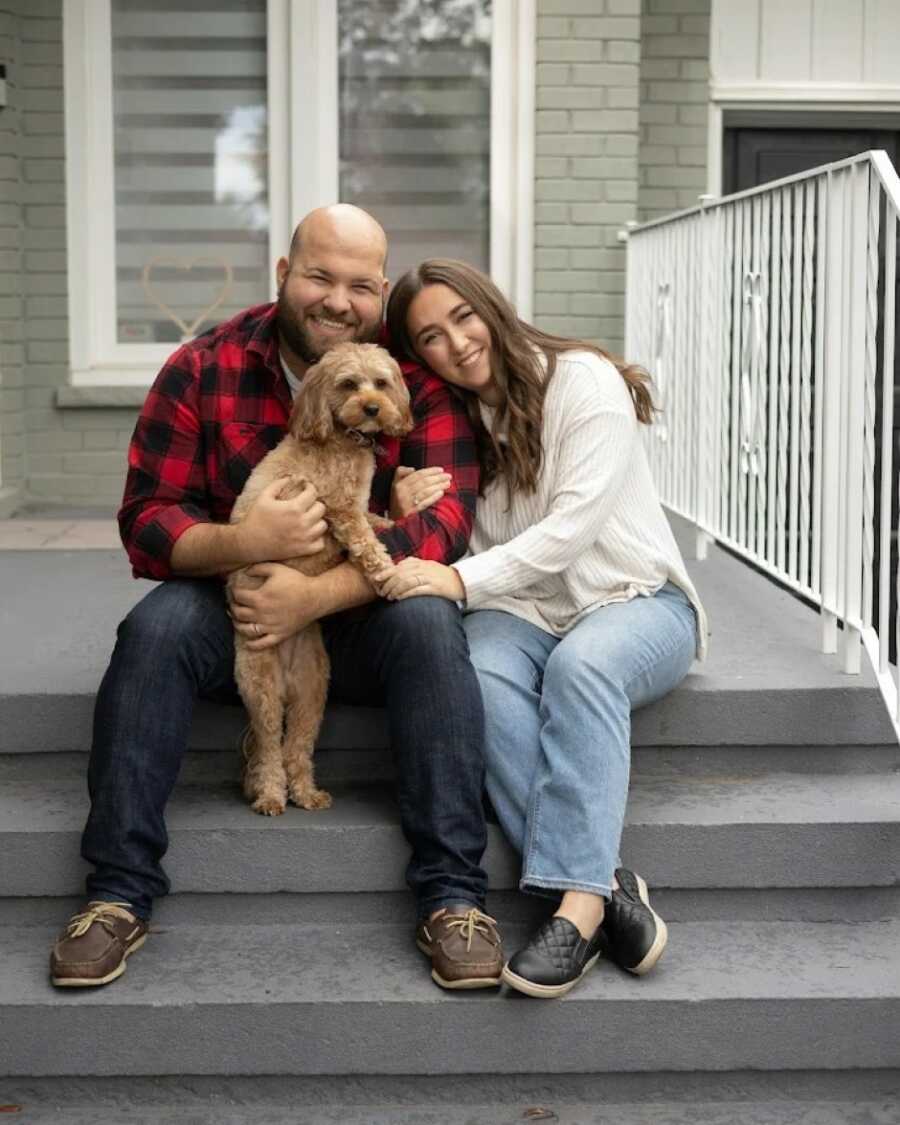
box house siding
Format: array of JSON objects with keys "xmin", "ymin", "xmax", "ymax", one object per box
[
  {"xmin": 638, "ymin": 0, "xmax": 710, "ymax": 222},
  {"xmin": 16, "ymin": 0, "xmax": 133, "ymax": 506},
  {"xmin": 0, "ymin": 1, "xmax": 25, "ymax": 504}
]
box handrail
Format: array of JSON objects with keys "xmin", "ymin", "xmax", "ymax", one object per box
[
  {"xmin": 630, "ymin": 148, "xmax": 900, "ymax": 233},
  {"xmin": 624, "ymin": 149, "xmax": 900, "ymax": 740}
]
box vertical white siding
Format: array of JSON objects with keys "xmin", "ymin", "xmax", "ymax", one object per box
[
  {"xmin": 863, "ymin": 0, "xmax": 900, "ymax": 84},
  {"xmin": 810, "ymin": 0, "xmax": 863, "ymax": 82},
  {"xmin": 760, "ymin": 0, "xmax": 812, "ymax": 82},
  {"xmin": 713, "ymin": 0, "xmax": 900, "ymax": 89},
  {"xmin": 712, "ymin": 0, "xmax": 758, "ymax": 83}
]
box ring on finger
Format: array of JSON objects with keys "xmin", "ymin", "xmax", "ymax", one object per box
[{"xmin": 253, "ymin": 623, "xmax": 262, "ymax": 637}]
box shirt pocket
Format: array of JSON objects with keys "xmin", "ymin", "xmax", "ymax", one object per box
[{"xmin": 210, "ymin": 421, "xmax": 283, "ymax": 507}]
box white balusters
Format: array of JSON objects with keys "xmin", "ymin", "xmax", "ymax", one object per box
[{"xmin": 624, "ymin": 151, "xmax": 900, "ymax": 740}]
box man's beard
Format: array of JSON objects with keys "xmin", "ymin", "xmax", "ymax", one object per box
[{"xmin": 276, "ymin": 284, "xmax": 383, "ymax": 365}]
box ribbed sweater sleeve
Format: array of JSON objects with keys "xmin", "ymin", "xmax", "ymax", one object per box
[{"xmin": 453, "ymin": 357, "xmax": 637, "ymax": 607}]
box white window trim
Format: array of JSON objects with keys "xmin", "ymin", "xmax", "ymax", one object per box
[{"xmin": 63, "ymin": 0, "xmax": 535, "ymax": 389}]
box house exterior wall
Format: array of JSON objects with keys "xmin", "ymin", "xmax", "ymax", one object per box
[
  {"xmin": 9, "ymin": 0, "xmax": 133, "ymax": 507},
  {"xmin": 638, "ymin": 0, "xmax": 710, "ymax": 223},
  {"xmin": 0, "ymin": 0, "xmax": 25, "ymax": 509},
  {"xmin": 534, "ymin": 0, "xmax": 641, "ymax": 356},
  {"xmin": 15, "ymin": 0, "xmax": 651, "ymax": 508}
]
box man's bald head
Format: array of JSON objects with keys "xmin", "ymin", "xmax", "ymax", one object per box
[
  {"xmin": 275, "ymin": 204, "xmax": 389, "ymax": 374},
  {"xmin": 289, "ymin": 205, "xmax": 388, "ymax": 275}
]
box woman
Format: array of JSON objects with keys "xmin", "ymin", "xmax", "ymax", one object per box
[{"xmin": 380, "ymin": 260, "xmax": 708, "ymax": 998}]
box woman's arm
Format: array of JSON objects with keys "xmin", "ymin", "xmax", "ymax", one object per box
[{"xmin": 380, "ymin": 357, "xmax": 639, "ymax": 604}]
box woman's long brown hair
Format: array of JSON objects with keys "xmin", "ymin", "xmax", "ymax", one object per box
[{"xmin": 386, "ymin": 258, "xmax": 655, "ymax": 498}]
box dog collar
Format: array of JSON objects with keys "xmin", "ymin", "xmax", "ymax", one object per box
[{"xmin": 345, "ymin": 428, "xmax": 386, "ymax": 457}]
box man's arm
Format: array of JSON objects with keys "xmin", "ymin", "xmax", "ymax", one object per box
[
  {"xmin": 373, "ymin": 368, "xmax": 480, "ymax": 564},
  {"xmin": 121, "ymin": 349, "xmax": 327, "ymax": 579},
  {"xmin": 118, "ymin": 348, "xmax": 217, "ymax": 580},
  {"xmin": 171, "ymin": 480, "xmax": 328, "ymax": 576}
]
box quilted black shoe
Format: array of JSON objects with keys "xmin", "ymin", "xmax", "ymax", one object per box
[
  {"xmin": 502, "ymin": 915, "xmax": 604, "ymax": 998},
  {"xmin": 601, "ymin": 867, "xmax": 668, "ymax": 975}
]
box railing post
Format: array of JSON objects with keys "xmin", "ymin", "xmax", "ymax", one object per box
[
  {"xmin": 820, "ymin": 169, "xmax": 842, "ymax": 655},
  {"xmin": 695, "ymin": 193, "xmax": 717, "ymax": 561},
  {"xmin": 839, "ymin": 163, "xmax": 871, "ymax": 673}
]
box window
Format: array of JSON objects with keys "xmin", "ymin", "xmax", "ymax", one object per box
[{"xmin": 63, "ymin": 0, "xmax": 534, "ymax": 386}]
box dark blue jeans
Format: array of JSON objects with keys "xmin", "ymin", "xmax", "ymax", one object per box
[{"xmin": 82, "ymin": 578, "xmax": 488, "ymax": 921}]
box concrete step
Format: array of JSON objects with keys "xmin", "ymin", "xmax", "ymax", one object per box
[
  {"xmin": 4, "ymin": 1072, "xmax": 900, "ymax": 1125},
  {"xmin": 4, "ymin": 884, "xmax": 900, "ymax": 927},
  {"xmin": 2, "ymin": 918, "xmax": 898, "ymax": 1076},
  {"xmin": 2, "ymin": 512, "xmax": 896, "ymax": 754},
  {"xmin": 2, "ymin": 752, "xmax": 899, "ymax": 897},
  {"xmin": 4, "ymin": 1072, "xmax": 900, "ymax": 1124}
]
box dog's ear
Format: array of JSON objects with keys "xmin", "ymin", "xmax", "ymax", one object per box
[
  {"xmin": 290, "ymin": 357, "xmax": 336, "ymax": 443},
  {"xmin": 388, "ymin": 358, "xmax": 415, "ymax": 433}
]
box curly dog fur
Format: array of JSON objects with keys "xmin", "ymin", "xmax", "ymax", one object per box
[{"xmin": 228, "ymin": 342, "xmax": 413, "ymax": 816}]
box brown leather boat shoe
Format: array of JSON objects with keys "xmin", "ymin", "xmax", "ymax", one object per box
[
  {"xmin": 50, "ymin": 901, "xmax": 148, "ymax": 987},
  {"xmin": 415, "ymin": 904, "xmax": 503, "ymax": 990}
]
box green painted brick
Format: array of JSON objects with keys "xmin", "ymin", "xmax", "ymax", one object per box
[
  {"xmin": 536, "ymin": 62, "xmax": 571, "ymax": 84},
  {"xmin": 570, "ymin": 16, "xmax": 640, "ymax": 36},
  {"xmin": 538, "ymin": 40, "xmax": 606, "ymax": 63},
  {"xmin": 571, "ymin": 62, "xmax": 638, "ymax": 85},
  {"xmin": 537, "ymin": 134, "xmax": 608, "ymax": 156},
  {"xmin": 572, "ymin": 108, "xmax": 638, "ymax": 131},
  {"xmin": 538, "ymin": 0, "xmax": 612, "ymax": 14},
  {"xmin": 538, "ymin": 16, "xmax": 571, "ymax": 35},
  {"xmin": 538, "ymin": 86, "xmax": 607, "ymax": 109}
]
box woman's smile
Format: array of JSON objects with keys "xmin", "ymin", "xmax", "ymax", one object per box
[{"xmin": 407, "ymin": 283, "xmax": 500, "ymax": 404}]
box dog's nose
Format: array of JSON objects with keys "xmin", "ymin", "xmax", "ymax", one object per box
[{"xmin": 363, "ymin": 403, "xmax": 380, "ymax": 417}]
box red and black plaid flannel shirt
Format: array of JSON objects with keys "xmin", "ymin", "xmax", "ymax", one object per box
[{"xmin": 119, "ymin": 303, "xmax": 479, "ymax": 581}]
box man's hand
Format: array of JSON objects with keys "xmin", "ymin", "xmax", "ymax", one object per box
[
  {"xmin": 230, "ymin": 563, "xmax": 326, "ymax": 650},
  {"xmin": 236, "ymin": 479, "xmax": 328, "ymax": 563}
]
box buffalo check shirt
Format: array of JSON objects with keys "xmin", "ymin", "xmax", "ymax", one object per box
[{"xmin": 119, "ymin": 303, "xmax": 480, "ymax": 581}]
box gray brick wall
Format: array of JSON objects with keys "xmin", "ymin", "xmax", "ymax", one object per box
[
  {"xmin": 534, "ymin": 0, "xmax": 642, "ymax": 356},
  {"xmin": 20, "ymin": 1, "xmax": 133, "ymax": 508},
  {"xmin": 0, "ymin": 2, "xmax": 25, "ymax": 505},
  {"xmin": 637, "ymin": 0, "xmax": 710, "ymax": 222}
]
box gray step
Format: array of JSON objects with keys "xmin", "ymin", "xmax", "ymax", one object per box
[
  {"xmin": 4, "ymin": 885, "xmax": 900, "ymax": 927},
  {"xmin": 1, "ymin": 517, "xmax": 896, "ymax": 754},
  {"xmin": 2, "ymin": 919, "xmax": 899, "ymax": 1075},
  {"xmin": 4, "ymin": 1074, "xmax": 900, "ymax": 1125},
  {"xmin": 3, "ymin": 752, "xmax": 899, "ymax": 897}
]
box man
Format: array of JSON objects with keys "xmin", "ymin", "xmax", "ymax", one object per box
[{"xmin": 49, "ymin": 205, "xmax": 503, "ymax": 992}]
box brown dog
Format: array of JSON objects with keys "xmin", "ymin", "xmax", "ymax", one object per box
[{"xmin": 228, "ymin": 342, "xmax": 413, "ymax": 816}]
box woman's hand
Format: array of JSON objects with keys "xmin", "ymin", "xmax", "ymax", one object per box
[
  {"xmin": 229, "ymin": 563, "xmax": 325, "ymax": 650},
  {"xmin": 375, "ymin": 558, "xmax": 466, "ymax": 603},
  {"xmin": 390, "ymin": 465, "xmax": 452, "ymax": 520}
]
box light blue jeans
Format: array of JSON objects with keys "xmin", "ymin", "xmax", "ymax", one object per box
[{"xmin": 464, "ymin": 582, "xmax": 697, "ymax": 900}]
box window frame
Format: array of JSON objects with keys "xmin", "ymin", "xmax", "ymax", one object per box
[{"xmin": 62, "ymin": 0, "xmax": 534, "ymax": 388}]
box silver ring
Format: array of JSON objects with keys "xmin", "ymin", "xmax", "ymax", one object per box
[
  {"xmin": 413, "ymin": 494, "xmax": 421, "ymax": 507},
  {"xmin": 253, "ymin": 623, "xmax": 262, "ymax": 637},
  {"xmin": 415, "ymin": 575, "xmax": 423, "ymax": 587}
]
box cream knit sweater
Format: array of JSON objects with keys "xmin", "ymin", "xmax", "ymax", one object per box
[{"xmin": 452, "ymin": 350, "xmax": 708, "ymax": 659}]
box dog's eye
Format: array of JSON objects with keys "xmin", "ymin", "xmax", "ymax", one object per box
[
  {"xmin": 340, "ymin": 379, "xmax": 357, "ymax": 391},
  {"xmin": 375, "ymin": 378, "xmax": 388, "ymax": 389}
]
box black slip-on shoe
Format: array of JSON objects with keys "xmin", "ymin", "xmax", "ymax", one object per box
[
  {"xmin": 502, "ymin": 915, "xmax": 604, "ymax": 998},
  {"xmin": 601, "ymin": 867, "xmax": 668, "ymax": 975}
]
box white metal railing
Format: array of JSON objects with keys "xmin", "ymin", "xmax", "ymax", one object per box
[{"xmin": 625, "ymin": 150, "xmax": 900, "ymax": 739}]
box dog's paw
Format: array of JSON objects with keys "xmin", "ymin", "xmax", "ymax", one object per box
[
  {"xmin": 292, "ymin": 787, "xmax": 332, "ymax": 811},
  {"xmin": 251, "ymin": 792, "xmax": 287, "ymax": 816}
]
